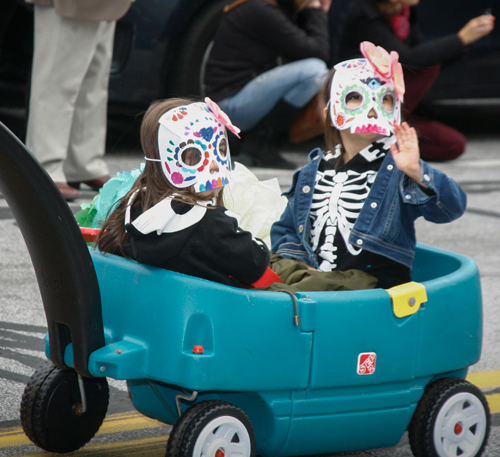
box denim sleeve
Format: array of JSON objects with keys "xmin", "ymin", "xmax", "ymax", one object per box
[
  {"xmin": 270, "ymin": 191, "xmax": 301, "ymax": 253},
  {"xmin": 401, "ymin": 160, "xmax": 467, "ymax": 223},
  {"xmin": 271, "ymin": 205, "xmax": 315, "ymax": 265}
]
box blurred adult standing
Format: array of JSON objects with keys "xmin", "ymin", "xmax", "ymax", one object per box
[
  {"xmin": 204, "ymin": 0, "xmax": 331, "ymax": 169},
  {"xmin": 25, "ymin": 0, "xmax": 133, "ymax": 200},
  {"xmin": 338, "ymin": 0, "xmax": 495, "ymax": 162}
]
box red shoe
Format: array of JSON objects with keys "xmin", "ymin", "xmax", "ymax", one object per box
[
  {"xmin": 56, "ymin": 182, "xmax": 79, "ymax": 201},
  {"xmin": 68, "ymin": 175, "xmax": 111, "ymax": 192}
]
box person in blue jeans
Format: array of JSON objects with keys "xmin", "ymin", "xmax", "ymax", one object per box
[
  {"xmin": 271, "ymin": 42, "xmax": 466, "ymax": 288},
  {"xmin": 204, "ymin": 0, "xmax": 331, "ymax": 169}
]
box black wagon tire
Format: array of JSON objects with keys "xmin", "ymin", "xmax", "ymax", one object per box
[
  {"xmin": 409, "ymin": 377, "xmax": 490, "ymax": 457},
  {"xmin": 167, "ymin": 0, "xmax": 232, "ymax": 98},
  {"xmin": 20, "ymin": 361, "xmax": 109, "ymax": 453},
  {"xmin": 166, "ymin": 400, "xmax": 256, "ymax": 457}
]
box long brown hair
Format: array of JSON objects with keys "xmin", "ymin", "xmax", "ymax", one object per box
[
  {"xmin": 322, "ymin": 69, "xmax": 346, "ymax": 166},
  {"xmin": 96, "ymin": 98, "xmax": 224, "ymax": 256}
]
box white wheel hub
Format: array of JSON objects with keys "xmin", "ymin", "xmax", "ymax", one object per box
[
  {"xmin": 193, "ymin": 415, "xmax": 251, "ymax": 457},
  {"xmin": 434, "ymin": 392, "xmax": 487, "ymax": 457}
]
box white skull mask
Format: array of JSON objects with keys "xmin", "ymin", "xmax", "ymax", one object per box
[
  {"xmin": 329, "ymin": 58, "xmax": 401, "ymax": 136},
  {"xmin": 157, "ymin": 102, "xmax": 234, "ymax": 193}
]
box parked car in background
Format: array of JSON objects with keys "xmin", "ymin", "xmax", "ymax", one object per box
[{"xmin": 0, "ymin": 0, "xmax": 499, "ymax": 138}]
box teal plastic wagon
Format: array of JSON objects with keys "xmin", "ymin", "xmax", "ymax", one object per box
[{"xmin": 0, "ymin": 122, "xmax": 489, "ymax": 457}]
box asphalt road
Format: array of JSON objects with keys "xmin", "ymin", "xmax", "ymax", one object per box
[{"xmin": 1, "ymin": 106, "xmax": 500, "ymax": 456}]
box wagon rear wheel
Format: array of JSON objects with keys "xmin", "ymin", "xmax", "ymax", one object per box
[
  {"xmin": 409, "ymin": 377, "xmax": 490, "ymax": 457},
  {"xmin": 166, "ymin": 400, "xmax": 255, "ymax": 457},
  {"xmin": 20, "ymin": 360, "xmax": 109, "ymax": 453}
]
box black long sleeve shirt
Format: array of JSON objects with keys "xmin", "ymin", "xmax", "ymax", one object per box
[
  {"xmin": 339, "ymin": 0, "xmax": 464, "ymax": 69},
  {"xmin": 205, "ymin": 0, "xmax": 330, "ymax": 102},
  {"xmin": 122, "ymin": 200, "xmax": 270, "ymax": 288}
]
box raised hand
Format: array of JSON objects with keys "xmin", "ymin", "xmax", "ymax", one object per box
[
  {"xmin": 458, "ymin": 14, "xmax": 495, "ymax": 46},
  {"xmin": 389, "ymin": 122, "xmax": 424, "ymax": 186}
]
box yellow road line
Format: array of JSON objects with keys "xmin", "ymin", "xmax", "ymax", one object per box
[
  {"xmin": 466, "ymin": 370, "xmax": 500, "ymax": 389},
  {"xmin": 485, "ymin": 393, "xmax": 500, "ymax": 415},
  {"xmin": 1, "ymin": 371, "xmax": 500, "ymax": 452},
  {"xmin": 0, "ymin": 427, "xmax": 30, "ymax": 449},
  {"xmin": 0, "ymin": 411, "xmax": 168, "ymax": 449},
  {"xmin": 97, "ymin": 411, "xmax": 165, "ymax": 435},
  {"xmin": 23, "ymin": 435, "xmax": 168, "ymax": 457}
]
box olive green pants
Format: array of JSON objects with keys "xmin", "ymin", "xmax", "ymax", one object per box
[{"xmin": 259, "ymin": 253, "xmax": 378, "ymax": 293}]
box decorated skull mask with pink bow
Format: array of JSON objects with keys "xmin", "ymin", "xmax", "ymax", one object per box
[
  {"xmin": 329, "ymin": 43, "xmax": 405, "ymax": 136},
  {"xmin": 157, "ymin": 100, "xmax": 239, "ymax": 193}
]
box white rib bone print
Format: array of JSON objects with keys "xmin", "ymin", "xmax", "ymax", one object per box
[{"xmin": 310, "ymin": 169, "xmax": 377, "ymax": 271}]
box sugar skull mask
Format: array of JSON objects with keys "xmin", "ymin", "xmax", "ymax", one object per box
[
  {"xmin": 156, "ymin": 99, "xmax": 240, "ymax": 193},
  {"xmin": 329, "ymin": 43, "xmax": 405, "ymax": 136}
]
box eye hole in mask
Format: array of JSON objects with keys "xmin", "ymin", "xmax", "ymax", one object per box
[
  {"xmin": 345, "ymin": 91, "xmax": 364, "ymax": 110},
  {"xmin": 181, "ymin": 147, "xmax": 203, "ymax": 167},
  {"xmin": 381, "ymin": 92, "xmax": 395, "ymax": 114},
  {"xmin": 218, "ymin": 138, "xmax": 228, "ymax": 158}
]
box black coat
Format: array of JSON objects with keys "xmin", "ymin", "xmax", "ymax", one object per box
[
  {"xmin": 338, "ymin": 0, "xmax": 464, "ymax": 69},
  {"xmin": 204, "ymin": 0, "xmax": 330, "ymax": 102},
  {"xmin": 122, "ymin": 200, "xmax": 270, "ymax": 288}
]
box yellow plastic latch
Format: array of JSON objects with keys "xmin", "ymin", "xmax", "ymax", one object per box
[{"xmin": 387, "ymin": 281, "xmax": 427, "ymax": 318}]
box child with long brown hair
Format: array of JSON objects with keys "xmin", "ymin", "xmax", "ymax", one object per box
[{"xmin": 96, "ymin": 97, "xmax": 270, "ymax": 287}]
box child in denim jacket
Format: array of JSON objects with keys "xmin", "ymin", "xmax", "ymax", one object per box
[{"xmin": 271, "ymin": 42, "xmax": 466, "ymax": 288}]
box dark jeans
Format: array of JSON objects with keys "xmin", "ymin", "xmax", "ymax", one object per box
[{"xmin": 403, "ymin": 65, "xmax": 466, "ymax": 162}]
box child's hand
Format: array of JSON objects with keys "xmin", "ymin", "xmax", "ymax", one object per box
[{"xmin": 389, "ymin": 122, "xmax": 425, "ymax": 187}]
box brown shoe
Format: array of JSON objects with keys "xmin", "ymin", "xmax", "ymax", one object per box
[
  {"xmin": 56, "ymin": 182, "xmax": 79, "ymax": 201},
  {"xmin": 289, "ymin": 92, "xmax": 326, "ymax": 144},
  {"xmin": 84, "ymin": 175, "xmax": 111, "ymax": 191},
  {"xmin": 68, "ymin": 175, "xmax": 111, "ymax": 192}
]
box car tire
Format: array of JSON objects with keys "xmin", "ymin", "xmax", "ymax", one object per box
[
  {"xmin": 408, "ymin": 377, "xmax": 490, "ymax": 457},
  {"xmin": 166, "ymin": 400, "xmax": 256, "ymax": 457},
  {"xmin": 20, "ymin": 361, "xmax": 109, "ymax": 453},
  {"xmin": 167, "ymin": 0, "xmax": 232, "ymax": 98}
]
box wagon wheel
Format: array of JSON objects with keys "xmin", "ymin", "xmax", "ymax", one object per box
[
  {"xmin": 166, "ymin": 400, "xmax": 256, "ymax": 457},
  {"xmin": 409, "ymin": 377, "xmax": 490, "ymax": 457},
  {"xmin": 20, "ymin": 360, "xmax": 109, "ymax": 453}
]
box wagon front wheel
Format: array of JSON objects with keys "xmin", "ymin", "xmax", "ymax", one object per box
[
  {"xmin": 409, "ymin": 377, "xmax": 490, "ymax": 457},
  {"xmin": 166, "ymin": 400, "xmax": 255, "ymax": 457},
  {"xmin": 20, "ymin": 361, "xmax": 109, "ymax": 453}
]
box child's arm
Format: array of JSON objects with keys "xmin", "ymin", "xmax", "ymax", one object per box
[
  {"xmin": 270, "ymin": 197, "xmax": 316, "ymax": 267},
  {"xmin": 210, "ymin": 207, "xmax": 270, "ymax": 285},
  {"xmin": 388, "ymin": 125, "xmax": 467, "ymax": 223},
  {"xmin": 389, "ymin": 122, "xmax": 427, "ymax": 188}
]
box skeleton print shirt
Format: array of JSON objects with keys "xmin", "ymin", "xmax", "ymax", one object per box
[{"xmin": 309, "ymin": 139, "xmax": 411, "ymax": 288}]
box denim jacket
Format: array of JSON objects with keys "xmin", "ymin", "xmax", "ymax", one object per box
[{"xmin": 271, "ymin": 148, "xmax": 467, "ymax": 269}]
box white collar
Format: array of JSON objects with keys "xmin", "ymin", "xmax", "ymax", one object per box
[{"xmin": 125, "ymin": 189, "xmax": 208, "ymax": 235}]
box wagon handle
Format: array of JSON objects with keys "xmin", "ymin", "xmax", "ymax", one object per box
[{"xmin": 0, "ymin": 122, "xmax": 104, "ymax": 378}]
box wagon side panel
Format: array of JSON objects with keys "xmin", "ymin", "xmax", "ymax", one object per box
[{"xmin": 89, "ymin": 251, "xmax": 313, "ymax": 391}]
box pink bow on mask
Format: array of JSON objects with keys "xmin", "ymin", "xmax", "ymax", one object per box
[
  {"xmin": 205, "ymin": 97, "xmax": 241, "ymax": 138},
  {"xmin": 360, "ymin": 41, "xmax": 405, "ymax": 103}
]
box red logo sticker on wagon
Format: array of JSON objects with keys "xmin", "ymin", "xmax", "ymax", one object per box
[{"xmin": 357, "ymin": 352, "xmax": 376, "ymax": 375}]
